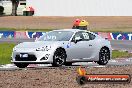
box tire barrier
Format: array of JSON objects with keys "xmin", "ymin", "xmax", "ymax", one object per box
[
  {"xmin": 0, "ymin": 31, "xmax": 131, "ymax": 40},
  {"xmin": 14, "ymin": 31, "xmax": 28, "ymax": 39},
  {"xmin": 0, "ymin": 31, "xmax": 14, "ymax": 39},
  {"xmin": 98, "ymin": 32, "xmax": 132, "ymax": 40}
]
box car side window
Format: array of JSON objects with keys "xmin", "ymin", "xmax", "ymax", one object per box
[
  {"xmin": 81, "ymin": 32, "xmax": 90, "ymax": 41},
  {"xmin": 72, "ymin": 31, "xmax": 90, "ymax": 41},
  {"xmin": 78, "ymin": 32, "xmax": 96, "ymax": 41},
  {"xmin": 72, "ymin": 32, "xmax": 83, "ymax": 41},
  {"xmin": 88, "ymin": 33, "xmax": 96, "ymax": 40}
]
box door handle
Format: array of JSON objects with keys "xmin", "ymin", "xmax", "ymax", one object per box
[{"xmin": 89, "ymin": 44, "xmax": 92, "ymax": 46}]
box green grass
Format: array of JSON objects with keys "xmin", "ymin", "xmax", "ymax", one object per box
[
  {"xmin": 0, "ymin": 43, "xmax": 16, "ymax": 64},
  {"xmin": 90, "ymin": 27, "xmax": 132, "ymax": 33},
  {"xmin": 112, "ymin": 50, "xmax": 132, "ymax": 59},
  {"xmin": 0, "ymin": 43, "xmax": 131, "ymax": 65},
  {"xmin": 0, "ymin": 28, "xmax": 54, "ymax": 32},
  {"xmin": 0, "ymin": 27, "xmax": 132, "ymax": 32}
]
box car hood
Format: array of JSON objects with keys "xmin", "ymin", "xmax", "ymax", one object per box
[{"xmin": 15, "ymin": 41, "xmax": 68, "ymax": 48}]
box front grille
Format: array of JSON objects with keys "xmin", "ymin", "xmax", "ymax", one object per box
[{"xmin": 15, "ymin": 54, "xmax": 37, "ymax": 61}]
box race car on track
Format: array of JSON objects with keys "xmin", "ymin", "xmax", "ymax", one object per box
[{"xmin": 11, "ymin": 29, "xmax": 112, "ymax": 68}]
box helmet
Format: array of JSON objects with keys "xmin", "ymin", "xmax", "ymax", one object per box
[
  {"xmin": 73, "ymin": 19, "xmax": 81, "ymax": 26},
  {"xmin": 79, "ymin": 20, "xmax": 89, "ymax": 26}
]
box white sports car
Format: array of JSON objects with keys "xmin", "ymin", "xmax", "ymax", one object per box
[{"xmin": 11, "ymin": 29, "xmax": 112, "ymax": 68}]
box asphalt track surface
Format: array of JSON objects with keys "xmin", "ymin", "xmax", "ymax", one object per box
[
  {"xmin": 111, "ymin": 40, "xmax": 132, "ymax": 52},
  {"xmin": 0, "ymin": 39, "xmax": 131, "ymax": 70}
]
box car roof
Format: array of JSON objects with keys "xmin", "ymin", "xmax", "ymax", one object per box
[
  {"xmin": 53, "ymin": 29, "xmax": 97, "ymax": 35},
  {"xmin": 53, "ymin": 29, "xmax": 88, "ymax": 32}
]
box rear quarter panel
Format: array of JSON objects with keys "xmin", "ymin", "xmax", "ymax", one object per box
[{"xmin": 91, "ymin": 35, "xmax": 112, "ymax": 61}]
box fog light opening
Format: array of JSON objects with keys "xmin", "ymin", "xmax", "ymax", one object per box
[
  {"xmin": 40, "ymin": 57, "xmax": 46, "ymax": 61},
  {"xmin": 45, "ymin": 54, "xmax": 50, "ymax": 60},
  {"xmin": 40, "ymin": 54, "xmax": 50, "ymax": 61}
]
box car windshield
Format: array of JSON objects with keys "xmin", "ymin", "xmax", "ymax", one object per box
[{"xmin": 38, "ymin": 31, "xmax": 74, "ymax": 41}]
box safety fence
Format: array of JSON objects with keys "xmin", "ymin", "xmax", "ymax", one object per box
[{"xmin": 0, "ymin": 31, "xmax": 132, "ymax": 40}]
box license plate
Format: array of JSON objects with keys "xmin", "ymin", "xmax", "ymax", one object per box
[{"xmin": 20, "ymin": 53, "xmax": 28, "ymax": 58}]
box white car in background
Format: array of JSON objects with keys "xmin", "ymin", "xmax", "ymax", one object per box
[{"xmin": 11, "ymin": 29, "xmax": 112, "ymax": 68}]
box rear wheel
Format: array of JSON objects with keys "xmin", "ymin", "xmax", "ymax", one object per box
[
  {"xmin": 15, "ymin": 63, "xmax": 29, "ymax": 68},
  {"xmin": 97, "ymin": 48, "xmax": 110, "ymax": 65},
  {"xmin": 52, "ymin": 48, "xmax": 66, "ymax": 67}
]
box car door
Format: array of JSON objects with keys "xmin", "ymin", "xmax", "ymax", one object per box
[
  {"xmin": 79, "ymin": 31, "xmax": 96, "ymax": 59},
  {"xmin": 82, "ymin": 32, "xmax": 97, "ymax": 59},
  {"xmin": 66, "ymin": 31, "xmax": 91, "ymax": 60}
]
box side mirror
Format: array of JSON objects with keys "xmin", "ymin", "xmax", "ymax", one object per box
[{"xmin": 74, "ymin": 37, "xmax": 82, "ymax": 43}]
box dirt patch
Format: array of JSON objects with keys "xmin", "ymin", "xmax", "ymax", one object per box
[
  {"xmin": 0, "ymin": 16, "xmax": 132, "ymax": 32},
  {"xmin": 0, "ymin": 66, "xmax": 132, "ymax": 88}
]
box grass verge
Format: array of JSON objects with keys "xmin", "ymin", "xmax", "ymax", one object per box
[
  {"xmin": 91, "ymin": 27, "xmax": 132, "ymax": 32},
  {"xmin": 112, "ymin": 50, "xmax": 132, "ymax": 59},
  {"xmin": 0, "ymin": 43, "xmax": 16, "ymax": 64},
  {"xmin": 0, "ymin": 28, "xmax": 53, "ymax": 32},
  {"xmin": 0, "ymin": 43, "xmax": 131, "ymax": 65},
  {"xmin": 0, "ymin": 27, "xmax": 132, "ymax": 32}
]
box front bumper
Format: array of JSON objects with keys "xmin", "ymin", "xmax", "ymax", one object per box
[
  {"xmin": 11, "ymin": 49, "xmax": 54, "ymax": 63},
  {"xmin": 11, "ymin": 61, "xmax": 53, "ymax": 64}
]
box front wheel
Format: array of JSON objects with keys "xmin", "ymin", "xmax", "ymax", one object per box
[
  {"xmin": 52, "ymin": 49, "xmax": 66, "ymax": 67},
  {"xmin": 97, "ymin": 48, "xmax": 110, "ymax": 65},
  {"xmin": 15, "ymin": 63, "xmax": 29, "ymax": 68}
]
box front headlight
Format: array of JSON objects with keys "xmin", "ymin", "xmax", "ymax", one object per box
[{"xmin": 36, "ymin": 46, "xmax": 51, "ymax": 51}]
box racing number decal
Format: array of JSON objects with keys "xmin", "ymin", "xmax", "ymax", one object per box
[{"xmin": 82, "ymin": 33, "xmax": 89, "ymax": 39}]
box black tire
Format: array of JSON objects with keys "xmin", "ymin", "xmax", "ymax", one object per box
[
  {"xmin": 0, "ymin": 6, "xmax": 4, "ymax": 15},
  {"xmin": 65, "ymin": 62, "xmax": 72, "ymax": 66},
  {"xmin": 97, "ymin": 48, "xmax": 110, "ymax": 65},
  {"xmin": 15, "ymin": 63, "xmax": 29, "ymax": 68},
  {"xmin": 52, "ymin": 48, "xmax": 66, "ymax": 67},
  {"xmin": 76, "ymin": 76, "xmax": 87, "ymax": 85}
]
